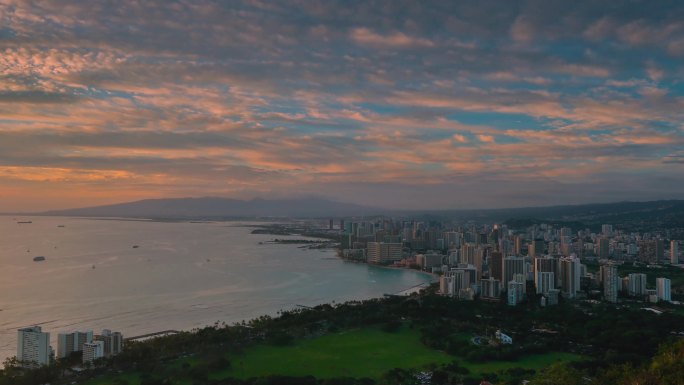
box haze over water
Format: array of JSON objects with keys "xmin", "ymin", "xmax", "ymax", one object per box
[{"xmin": 0, "ymin": 216, "xmax": 433, "ymax": 362}]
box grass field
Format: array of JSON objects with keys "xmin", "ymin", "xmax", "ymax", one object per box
[
  {"xmin": 211, "ymin": 327, "xmax": 451, "ymax": 379},
  {"xmin": 84, "ymin": 327, "xmax": 583, "ymax": 384}
]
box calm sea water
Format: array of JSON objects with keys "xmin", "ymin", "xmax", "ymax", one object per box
[{"xmin": 0, "ymin": 216, "xmax": 433, "ymax": 361}]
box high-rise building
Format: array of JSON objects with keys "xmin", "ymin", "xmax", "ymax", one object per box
[
  {"xmin": 534, "ymin": 256, "xmax": 559, "ymax": 288},
  {"xmin": 57, "ymin": 330, "xmax": 93, "ymax": 358},
  {"xmin": 95, "ymin": 330, "xmax": 123, "ymax": 357},
  {"xmin": 656, "ymin": 278, "xmax": 671, "ymax": 302},
  {"xmin": 513, "ymin": 235, "xmax": 522, "ymax": 256},
  {"xmin": 529, "ymin": 239, "xmax": 545, "ymax": 258},
  {"xmin": 507, "ymin": 280, "xmax": 524, "ymax": 306},
  {"xmin": 628, "ymin": 273, "xmax": 647, "ymax": 297},
  {"xmin": 489, "ymin": 251, "xmax": 503, "ymax": 282},
  {"xmin": 560, "ymin": 256, "xmax": 581, "ymax": 299},
  {"xmin": 639, "ymin": 239, "xmax": 664, "ymax": 263},
  {"xmin": 366, "ymin": 242, "xmax": 402, "ymax": 264},
  {"xmin": 598, "ymin": 237, "xmax": 610, "ymax": 259},
  {"xmin": 82, "ymin": 341, "xmax": 104, "ymax": 364},
  {"xmin": 503, "ymin": 256, "xmax": 525, "ymax": 291},
  {"xmin": 17, "ymin": 326, "xmax": 51, "ymax": 368},
  {"xmin": 480, "ymin": 278, "xmax": 501, "ymax": 300},
  {"xmin": 535, "ymin": 271, "xmax": 555, "ymax": 295},
  {"xmin": 671, "ymin": 240, "xmax": 679, "ymax": 264},
  {"xmin": 601, "ymin": 264, "xmax": 619, "ymax": 303}
]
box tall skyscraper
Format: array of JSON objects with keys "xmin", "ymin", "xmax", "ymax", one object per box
[
  {"xmin": 560, "ymin": 256, "xmax": 581, "ymax": 299},
  {"xmin": 656, "ymin": 278, "xmax": 671, "ymax": 302},
  {"xmin": 601, "ymin": 264, "xmax": 619, "ymax": 303},
  {"xmin": 671, "ymin": 240, "xmax": 679, "ymax": 264},
  {"xmin": 513, "ymin": 235, "xmax": 522, "ymax": 256},
  {"xmin": 534, "ymin": 256, "xmax": 559, "ymax": 288},
  {"xmin": 57, "ymin": 330, "xmax": 93, "ymax": 358},
  {"xmin": 503, "ymin": 256, "xmax": 525, "ymax": 290},
  {"xmin": 17, "ymin": 326, "xmax": 51, "ymax": 368},
  {"xmin": 489, "ymin": 251, "xmax": 503, "ymax": 282}
]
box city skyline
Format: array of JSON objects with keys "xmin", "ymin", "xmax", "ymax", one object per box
[{"xmin": 1, "ymin": 1, "xmax": 684, "ymax": 212}]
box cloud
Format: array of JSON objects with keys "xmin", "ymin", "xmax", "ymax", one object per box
[{"xmin": 350, "ymin": 27, "xmax": 434, "ymax": 48}]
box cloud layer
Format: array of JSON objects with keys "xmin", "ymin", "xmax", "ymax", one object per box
[{"xmin": 1, "ymin": 0, "xmax": 683, "ymax": 211}]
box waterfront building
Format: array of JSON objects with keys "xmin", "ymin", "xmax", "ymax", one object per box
[
  {"xmin": 656, "ymin": 278, "xmax": 672, "ymax": 302},
  {"xmin": 17, "ymin": 326, "xmax": 51, "ymax": 368},
  {"xmin": 82, "ymin": 341, "xmax": 104, "ymax": 364},
  {"xmin": 95, "ymin": 330, "xmax": 123, "ymax": 356},
  {"xmin": 366, "ymin": 242, "xmax": 402, "ymax": 264},
  {"xmin": 57, "ymin": 330, "xmax": 93, "ymax": 358}
]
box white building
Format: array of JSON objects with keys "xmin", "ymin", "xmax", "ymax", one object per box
[
  {"xmin": 656, "ymin": 278, "xmax": 671, "ymax": 302},
  {"xmin": 628, "ymin": 273, "xmax": 647, "ymax": 297},
  {"xmin": 602, "ymin": 264, "xmax": 619, "ymax": 303},
  {"xmin": 17, "ymin": 326, "xmax": 51, "ymax": 368},
  {"xmin": 82, "ymin": 341, "xmax": 105, "ymax": 364},
  {"xmin": 495, "ymin": 330, "xmax": 513, "ymax": 344},
  {"xmin": 57, "ymin": 330, "xmax": 93, "ymax": 358}
]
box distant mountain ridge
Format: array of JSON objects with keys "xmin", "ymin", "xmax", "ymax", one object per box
[
  {"xmin": 36, "ymin": 198, "xmax": 684, "ymax": 225},
  {"xmin": 40, "ymin": 197, "xmax": 382, "ymax": 219}
]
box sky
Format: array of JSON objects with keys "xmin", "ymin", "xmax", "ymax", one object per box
[{"xmin": 0, "ymin": 0, "xmax": 683, "ymax": 212}]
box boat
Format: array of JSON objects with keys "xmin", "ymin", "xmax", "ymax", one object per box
[
  {"xmin": 132, "ymin": 245, "xmax": 140, "ymax": 248},
  {"xmin": 33, "ymin": 256, "xmax": 46, "ymax": 262},
  {"xmin": 57, "ymin": 225, "xmax": 65, "ymax": 228},
  {"xmin": 17, "ymin": 221, "xmax": 32, "ymax": 224}
]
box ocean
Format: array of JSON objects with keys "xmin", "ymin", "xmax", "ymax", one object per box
[{"xmin": 0, "ymin": 216, "xmax": 434, "ymax": 361}]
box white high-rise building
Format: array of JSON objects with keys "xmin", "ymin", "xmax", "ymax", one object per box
[
  {"xmin": 17, "ymin": 326, "xmax": 51, "ymax": 368},
  {"xmin": 57, "ymin": 330, "xmax": 93, "ymax": 358},
  {"xmin": 560, "ymin": 256, "xmax": 581, "ymax": 299},
  {"xmin": 536, "ymin": 271, "xmax": 555, "ymax": 295},
  {"xmin": 672, "ymin": 240, "xmax": 679, "ymax": 264},
  {"xmin": 656, "ymin": 278, "xmax": 671, "ymax": 302},
  {"xmin": 602, "ymin": 264, "xmax": 619, "ymax": 303},
  {"xmin": 628, "ymin": 273, "xmax": 647, "ymax": 297},
  {"xmin": 82, "ymin": 341, "xmax": 104, "ymax": 364}
]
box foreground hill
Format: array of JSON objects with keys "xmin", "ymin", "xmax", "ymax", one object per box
[{"xmin": 40, "ymin": 197, "xmax": 381, "ymax": 219}]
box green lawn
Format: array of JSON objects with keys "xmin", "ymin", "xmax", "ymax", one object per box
[
  {"xmin": 212, "ymin": 327, "xmax": 453, "ymax": 380},
  {"xmin": 83, "ymin": 327, "xmax": 584, "ymax": 384}
]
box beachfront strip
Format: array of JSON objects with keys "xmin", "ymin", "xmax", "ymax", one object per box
[
  {"xmin": 16, "ymin": 327, "xmax": 122, "ymax": 368},
  {"xmin": 337, "ymin": 219, "xmax": 680, "ymax": 306}
]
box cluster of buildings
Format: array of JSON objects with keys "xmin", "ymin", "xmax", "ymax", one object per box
[
  {"xmin": 338, "ymin": 219, "xmax": 679, "ymax": 306},
  {"xmin": 16, "ymin": 326, "xmax": 123, "ymax": 368}
]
